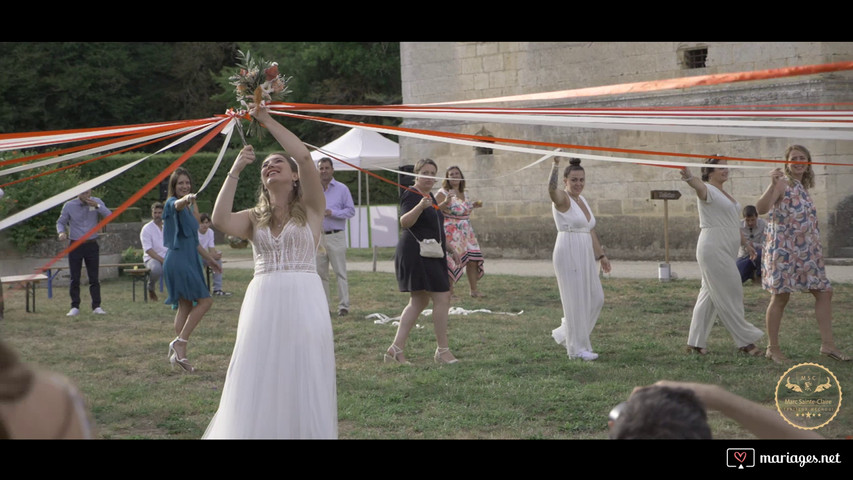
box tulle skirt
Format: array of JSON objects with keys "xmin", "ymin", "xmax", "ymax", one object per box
[{"xmin": 203, "ymin": 271, "xmax": 338, "ymax": 439}]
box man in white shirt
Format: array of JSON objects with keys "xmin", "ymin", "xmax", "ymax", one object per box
[
  {"xmin": 139, "ymin": 202, "xmax": 167, "ymax": 301},
  {"xmin": 198, "ymin": 213, "xmax": 230, "ymax": 296}
]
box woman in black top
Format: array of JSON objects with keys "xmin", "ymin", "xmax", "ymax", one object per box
[{"xmin": 385, "ymin": 158, "xmax": 458, "ymax": 364}]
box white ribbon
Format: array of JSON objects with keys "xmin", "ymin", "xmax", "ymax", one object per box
[
  {"xmin": 282, "ymin": 105, "xmax": 853, "ymax": 141},
  {"xmin": 367, "ymin": 307, "xmax": 524, "ymax": 326},
  {"xmin": 194, "ymin": 118, "xmax": 235, "ymax": 195},
  {"xmin": 0, "ymin": 124, "xmax": 206, "ymax": 178},
  {"xmin": 0, "ymin": 121, "xmax": 193, "ymax": 152},
  {"xmin": 0, "ymin": 118, "xmax": 228, "ymax": 232}
]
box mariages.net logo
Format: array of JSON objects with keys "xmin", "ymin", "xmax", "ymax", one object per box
[{"xmin": 726, "ymin": 448, "xmax": 842, "ymax": 469}]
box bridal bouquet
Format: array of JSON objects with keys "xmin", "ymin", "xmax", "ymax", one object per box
[{"xmin": 229, "ymin": 50, "xmax": 293, "ymax": 137}]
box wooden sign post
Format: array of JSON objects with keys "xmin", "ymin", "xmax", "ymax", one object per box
[{"xmin": 650, "ymin": 190, "xmax": 682, "ymax": 281}]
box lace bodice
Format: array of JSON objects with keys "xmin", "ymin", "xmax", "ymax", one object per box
[{"xmin": 252, "ymin": 221, "xmax": 318, "ymax": 275}]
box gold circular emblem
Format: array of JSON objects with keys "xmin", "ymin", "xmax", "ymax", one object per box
[{"xmin": 774, "ymin": 363, "xmax": 842, "ymax": 430}]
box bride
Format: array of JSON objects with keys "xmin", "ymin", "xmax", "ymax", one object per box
[{"xmin": 203, "ymin": 105, "xmax": 337, "ymax": 439}]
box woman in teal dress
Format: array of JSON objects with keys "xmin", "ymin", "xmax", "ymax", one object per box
[{"xmin": 162, "ymin": 167, "xmax": 221, "ymax": 372}]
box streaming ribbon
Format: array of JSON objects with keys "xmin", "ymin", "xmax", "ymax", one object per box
[{"xmin": 3, "ymin": 60, "xmax": 853, "ymax": 294}]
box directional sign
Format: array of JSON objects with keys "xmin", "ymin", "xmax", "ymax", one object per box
[{"xmin": 651, "ymin": 190, "xmax": 682, "ymax": 200}]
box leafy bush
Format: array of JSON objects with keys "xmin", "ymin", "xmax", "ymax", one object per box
[
  {"xmin": 122, "ymin": 246, "xmax": 144, "ymax": 263},
  {"xmin": 1, "ymin": 148, "xmax": 404, "ymax": 252},
  {"xmin": 0, "ymin": 163, "xmax": 87, "ymax": 252}
]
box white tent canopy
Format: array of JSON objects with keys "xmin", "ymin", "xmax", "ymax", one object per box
[
  {"xmin": 309, "ymin": 128, "xmax": 401, "ymax": 252},
  {"xmin": 310, "ymin": 127, "xmax": 399, "ymax": 171}
]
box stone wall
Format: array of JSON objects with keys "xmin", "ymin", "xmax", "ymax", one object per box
[{"xmin": 400, "ymin": 42, "xmax": 853, "ymax": 260}]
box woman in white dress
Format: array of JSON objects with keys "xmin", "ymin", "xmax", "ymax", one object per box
[
  {"xmin": 681, "ymin": 158, "xmax": 763, "ymax": 356},
  {"xmin": 204, "ymin": 105, "xmax": 337, "ymax": 439},
  {"xmin": 547, "ymin": 157, "xmax": 611, "ymax": 361}
]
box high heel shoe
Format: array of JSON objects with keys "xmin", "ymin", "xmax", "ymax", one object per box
[
  {"xmin": 384, "ymin": 344, "xmax": 411, "ymax": 365},
  {"xmin": 168, "ymin": 337, "xmax": 195, "ymax": 372},
  {"xmin": 820, "ymin": 348, "xmax": 851, "ymax": 362},
  {"xmin": 765, "ymin": 345, "xmax": 789, "ymax": 365},
  {"xmin": 434, "ymin": 347, "xmax": 459, "ymax": 364},
  {"xmin": 738, "ymin": 343, "xmax": 763, "ymax": 357}
]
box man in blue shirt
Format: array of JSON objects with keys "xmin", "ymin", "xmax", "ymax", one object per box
[
  {"xmin": 56, "ymin": 188, "xmax": 112, "ymax": 316},
  {"xmin": 315, "ymin": 158, "xmax": 355, "ymax": 317}
]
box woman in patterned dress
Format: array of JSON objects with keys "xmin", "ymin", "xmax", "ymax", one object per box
[
  {"xmin": 435, "ymin": 166, "xmax": 485, "ymax": 298},
  {"xmin": 756, "ymin": 145, "xmax": 849, "ymax": 363}
]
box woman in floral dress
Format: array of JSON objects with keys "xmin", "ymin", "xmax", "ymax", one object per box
[
  {"xmin": 435, "ymin": 166, "xmax": 485, "ymax": 298},
  {"xmin": 756, "ymin": 145, "xmax": 849, "ymax": 364}
]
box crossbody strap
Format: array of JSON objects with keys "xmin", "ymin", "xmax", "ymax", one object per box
[{"xmin": 407, "ymin": 196, "xmax": 441, "ymax": 241}]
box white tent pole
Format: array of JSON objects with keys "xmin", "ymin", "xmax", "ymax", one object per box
[
  {"xmin": 366, "ymin": 174, "xmax": 371, "ymax": 248},
  {"xmin": 358, "ymin": 172, "xmax": 362, "ymax": 248}
]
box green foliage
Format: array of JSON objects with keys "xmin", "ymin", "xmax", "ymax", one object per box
[
  {"xmin": 0, "ymin": 42, "xmax": 238, "ymax": 134},
  {"xmin": 0, "ymin": 163, "xmax": 86, "ymax": 251},
  {"xmin": 214, "ymin": 42, "xmax": 402, "ymax": 146},
  {"xmin": 121, "ymin": 246, "xmax": 143, "ymax": 264}
]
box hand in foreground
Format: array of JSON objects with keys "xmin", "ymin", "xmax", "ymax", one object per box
[
  {"xmin": 747, "ymin": 244, "xmax": 757, "ymax": 261},
  {"xmin": 207, "ymin": 259, "xmax": 223, "ymax": 275},
  {"xmin": 630, "ymin": 380, "xmax": 822, "ymax": 439},
  {"xmin": 232, "ymin": 145, "xmax": 255, "ymax": 174},
  {"xmin": 769, "ymin": 167, "xmax": 784, "ymax": 184},
  {"xmin": 769, "ymin": 167, "xmax": 788, "ymax": 196},
  {"xmin": 600, "ymin": 256, "xmax": 612, "ymax": 274},
  {"xmin": 248, "ymin": 103, "xmax": 272, "ymax": 122},
  {"xmin": 437, "ymin": 192, "xmax": 453, "ymax": 210},
  {"xmin": 418, "ymin": 195, "xmax": 434, "ymax": 211},
  {"xmin": 633, "ymin": 380, "xmax": 717, "ymax": 403}
]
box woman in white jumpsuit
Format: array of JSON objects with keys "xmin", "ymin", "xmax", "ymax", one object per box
[{"xmin": 681, "ymin": 159, "xmax": 763, "ymax": 356}]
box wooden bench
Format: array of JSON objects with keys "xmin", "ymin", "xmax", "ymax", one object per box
[
  {"xmin": 1, "ymin": 274, "xmax": 49, "ymax": 313},
  {"xmin": 43, "ymin": 263, "xmax": 161, "ymax": 299},
  {"xmin": 122, "ymin": 267, "xmax": 151, "ymax": 302}
]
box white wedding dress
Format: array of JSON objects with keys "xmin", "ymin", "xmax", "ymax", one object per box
[
  {"xmin": 203, "ymin": 221, "xmax": 338, "ymax": 439},
  {"xmin": 550, "ymin": 197, "xmax": 604, "ymax": 358}
]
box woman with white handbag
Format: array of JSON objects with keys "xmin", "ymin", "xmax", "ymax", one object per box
[{"xmin": 385, "ymin": 158, "xmax": 458, "ymax": 365}]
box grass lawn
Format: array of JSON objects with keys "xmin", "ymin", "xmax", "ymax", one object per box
[{"xmin": 1, "ymin": 249, "xmax": 851, "ymax": 440}]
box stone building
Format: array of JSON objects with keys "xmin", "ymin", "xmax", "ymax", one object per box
[{"xmin": 399, "ymin": 42, "xmax": 853, "ymax": 260}]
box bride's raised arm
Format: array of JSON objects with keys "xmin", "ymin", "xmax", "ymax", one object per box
[
  {"xmin": 212, "ymin": 145, "xmax": 256, "ymax": 241},
  {"xmin": 250, "ymin": 107, "xmax": 324, "ymax": 222}
]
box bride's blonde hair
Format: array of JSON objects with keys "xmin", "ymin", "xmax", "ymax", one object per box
[{"xmin": 251, "ymin": 153, "xmax": 307, "ymax": 228}]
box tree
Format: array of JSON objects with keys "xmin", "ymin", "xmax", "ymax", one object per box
[
  {"xmin": 215, "ymin": 42, "xmax": 402, "ymax": 148},
  {"xmin": 0, "ymin": 42, "xmax": 238, "ymax": 134}
]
